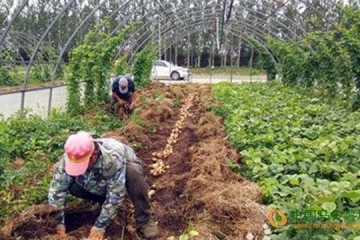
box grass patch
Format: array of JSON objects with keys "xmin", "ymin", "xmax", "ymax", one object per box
[{"xmin": 0, "ymin": 108, "xmax": 123, "ymax": 222}]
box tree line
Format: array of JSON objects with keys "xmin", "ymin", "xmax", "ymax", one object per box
[{"xmin": 2, "ymin": 0, "xmax": 357, "ymax": 67}]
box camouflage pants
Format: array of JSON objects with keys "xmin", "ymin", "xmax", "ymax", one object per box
[{"xmin": 69, "ymin": 161, "xmax": 151, "ymax": 226}]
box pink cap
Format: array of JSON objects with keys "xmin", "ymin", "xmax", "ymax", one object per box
[{"xmin": 64, "ymin": 132, "xmax": 95, "ymax": 176}]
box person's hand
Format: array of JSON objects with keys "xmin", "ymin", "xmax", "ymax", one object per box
[
  {"xmin": 56, "ymin": 224, "xmax": 66, "ymax": 237},
  {"xmin": 117, "ymin": 99, "xmax": 125, "ymax": 106},
  {"xmin": 128, "ymin": 103, "xmax": 135, "ymax": 110},
  {"xmin": 86, "ymin": 227, "xmax": 105, "ymax": 240}
]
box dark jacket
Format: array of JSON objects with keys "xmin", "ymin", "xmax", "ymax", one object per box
[{"xmin": 111, "ymin": 76, "xmax": 135, "ymax": 102}]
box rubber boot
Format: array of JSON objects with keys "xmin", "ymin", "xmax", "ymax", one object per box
[{"xmin": 140, "ymin": 219, "xmax": 159, "ymax": 238}]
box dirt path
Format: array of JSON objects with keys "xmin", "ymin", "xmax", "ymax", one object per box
[{"xmin": 0, "ymin": 83, "xmax": 268, "ymax": 240}]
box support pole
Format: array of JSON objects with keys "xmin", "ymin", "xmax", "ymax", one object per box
[
  {"xmin": 250, "ymin": 46, "xmax": 254, "ymax": 83},
  {"xmin": 230, "ymin": 37, "xmax": 234, "ymax": 82},
  {"xmin": 187, "ymin": 34, "xmax": 191, "ymax": 82},
  {"xmin": 158, "ymin": 22, "xmax": 161, "ymax": 59}
]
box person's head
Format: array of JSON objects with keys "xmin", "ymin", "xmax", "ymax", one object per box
[
  {"xmin": 64, "ymin": 131, "xmax": 98, "ymax": 176},
  {"xmin": 119, "ymin": 77, "xmax": 128, "ymax": 94}
]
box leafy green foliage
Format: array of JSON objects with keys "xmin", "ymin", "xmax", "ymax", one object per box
[
  {"xmin": 30, "ymin": 66, "xmax": 42, "ymax": 82},
  {"xmin": 351, "ymin": 56, "xmax": 360, "ymax": 111},
  {"xmin": 3, "ymin": 49, "xmax": 59, "ymax": 86},
  {"xmin": 0, "ymin": 65, "xmax": 14, "ymax": 86},
  {"xmin": 0, "ymin": 50, "xmax": 16, "ymax": 86},
  {"xmin": 213, "ymin": 82, "xmax": 360, "ymax": 239},
  {"xmin": 132, "ymin": 45, "xmax": 157, "ymax": 87},
  {"xmin": 265, "ymin": 6, "xmax": 360, "ymax": 110},
  {"xmin": 66, "ymin": 20, "xmax": 135, "ymax": 114},
  {"xmin": 112, "ymin": 55, "xmax": 131, "ymax": 76},
  {"xmin": 0, "ymin": 63, "xmax": 63, "ymax": 87},
  {"xmin": 247, "ymin": 37, "xmax": 277, "ymax": 81},
  {"xmin": 66, "ymin": 60, "xmax": 82, "ymax": 115},
  {"xmin": 0, "ymin": 109, "xmax": 123, "ymax": 220}
]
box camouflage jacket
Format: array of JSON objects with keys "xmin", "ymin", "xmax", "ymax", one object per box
[{"xmin": 48, "ymin": 138, "xmax": 137, "ymax": 230}]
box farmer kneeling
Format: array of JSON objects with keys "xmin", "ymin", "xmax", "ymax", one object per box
[
  {"xmin": 111, "ymin": 76, "xmax": 136, "ymax": 114},
  {"xmin": 48, "ymin": 131, "xmax": 159, "ymax": 239}
]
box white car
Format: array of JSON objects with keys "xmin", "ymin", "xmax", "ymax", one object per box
[{"xmin": 151, "ymin": 60, "xmax": 191, "ymax": 80}]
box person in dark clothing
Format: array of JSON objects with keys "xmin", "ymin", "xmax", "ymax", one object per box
[{"xmin": 111, "ymin": 76, "xmax": 136, "ymax": 114}]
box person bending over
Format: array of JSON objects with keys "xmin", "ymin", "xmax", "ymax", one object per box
[{"xmin": 48, "ymin": 131, "xmax": 159, "ymax": 239}]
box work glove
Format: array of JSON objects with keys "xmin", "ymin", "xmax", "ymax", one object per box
[
  {"xmin": 86, "ymin": 226, "xmax": 105, "ymax": 240},
  {"xmin": 56, "ymin": 224, "xmax": 66, "ymax": 237}
]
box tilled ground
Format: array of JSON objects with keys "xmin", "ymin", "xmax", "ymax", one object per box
[{"xmin": 0, "ymin": 83, "xmax": 268, "ymax": 240}]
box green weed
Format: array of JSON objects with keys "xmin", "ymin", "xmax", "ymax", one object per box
[
  {"xmin": 212, "ymin": 82, "xmax": 360, "ymax": 239},
  {"xmin": 0, "ymin": 108, "xmax": 126, "ymax": 221}
]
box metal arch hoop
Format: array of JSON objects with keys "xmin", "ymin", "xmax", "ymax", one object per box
[
  {"xmin": 0, "ymin": 0, "xmax": 346, "ymax": 116},
  {"xmin": 127, "ymin": 9, "xmax": 299, "ymax": 64},
  {"xmin": 48, "ymin": 0, "xmax": 133, "ymax": 116},
  {"xmin": 108, "ymin": 0, "xmax": 312, "ymax": 65},
  {"xmin": 21, "ymin": 0, "xmax": 76, "ymax": 112},
  {"xmin": 158, "ymin": 22, "xmax": 278, "ymax": 65},
  {"xmin": 109, "ymin": 0, "xmax": 307, "ymax": 59},
  {"xmin": 0, "ymin": 0, "xmax": 29, "ymax": 47}
]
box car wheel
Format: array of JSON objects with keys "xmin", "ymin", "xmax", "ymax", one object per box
[{"xmin": 171, "ymin": 71, "xmax": 180, "ymax": 80}]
